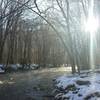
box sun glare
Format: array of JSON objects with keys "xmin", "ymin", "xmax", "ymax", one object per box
[
  {"xmin": 85, "ymin": 16, "xmax": 99, "ymax": 33},
  {"xmin": 84, "ymin": 0, "xmax": 99, "ymax": 72},
  {"xmin": 84, "ymin": 0, "xmax": 99, "ymax": 34}
]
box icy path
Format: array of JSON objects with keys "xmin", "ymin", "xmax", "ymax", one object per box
[{"xmin": 0, "ymin": 67, "xmax": 70, "ymax": 100}]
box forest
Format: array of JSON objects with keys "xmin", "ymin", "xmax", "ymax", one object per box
[{"xmin": 0, "ymin": 0, "xmax": 100, "ymax": 100}]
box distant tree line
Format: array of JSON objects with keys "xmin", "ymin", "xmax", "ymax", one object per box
[{"xmin": 0, "ymin": 0, "xmax": 68, "ymax": 69}]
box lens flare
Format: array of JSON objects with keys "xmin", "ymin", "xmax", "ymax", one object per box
[
  {"xmin": 85, "ymin": 16, "xmax": 99, "ymax": 33},
  {"xmin": 84, "ymin": 0, "xmax": 98, "ymax": 71}
]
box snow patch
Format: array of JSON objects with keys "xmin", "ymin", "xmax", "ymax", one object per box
[{"xmin": 54, "ymin": 73, "xmax": 100, "ymax": 100}]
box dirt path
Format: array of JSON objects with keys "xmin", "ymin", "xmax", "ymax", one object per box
[{"xmin": 0, "ymin": 67, "xmax": 71, "ymax": 100}]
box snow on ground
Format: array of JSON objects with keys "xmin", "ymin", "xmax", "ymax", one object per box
[
  {"xmin": 0, "ymin": 65, "xmax": 5, "ymax": 73},
  {"xmin": 54, "ymin": 73, "xmax": 100, "ymax": 100},
  {"xmin": 0, "ymin": 68, "xmax": 5, "ymax": 73}
]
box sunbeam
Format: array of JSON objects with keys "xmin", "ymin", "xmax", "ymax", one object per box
[
  {"xmin": 84, "ymin": 0, "xmax": 99, "ymax": 90},
  {"xmin": 85, "ymin": 0, "xmax": 98, "ymax": 71}
]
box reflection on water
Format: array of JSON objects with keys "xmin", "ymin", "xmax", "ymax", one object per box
[{"xmin": 0, "ymin": 67, "xmax": 70, "ymax": 100}]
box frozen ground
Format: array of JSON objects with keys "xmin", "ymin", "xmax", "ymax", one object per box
[{"xmin": 54, "ymin": 72, "xmax": 100, "ymax": 100}]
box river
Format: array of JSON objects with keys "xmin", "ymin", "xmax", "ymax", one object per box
[{"xmin": 0, "ymin": 67, "xmax": 71, "ymax": 100}]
